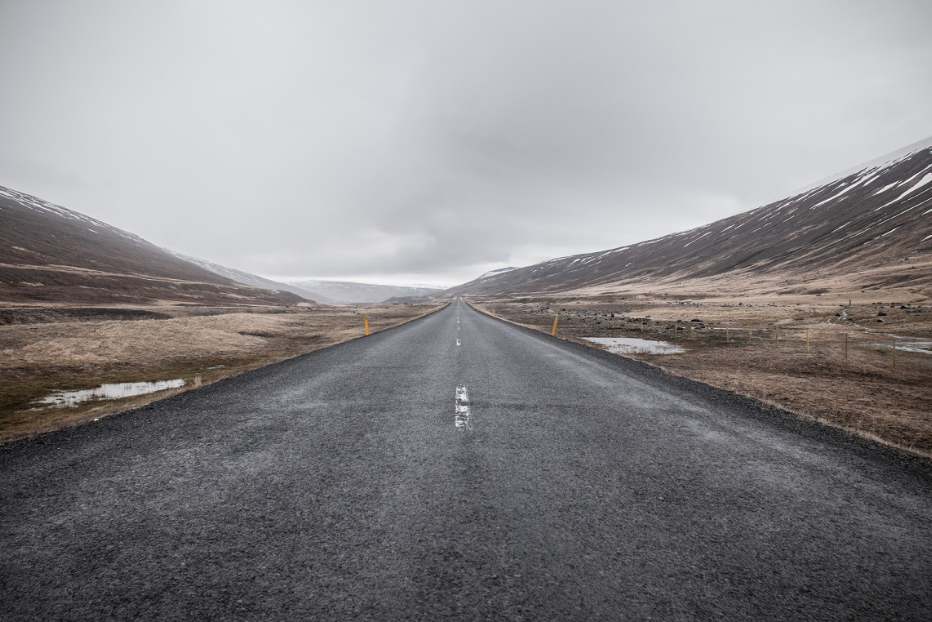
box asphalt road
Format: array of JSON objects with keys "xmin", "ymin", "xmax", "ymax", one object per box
[{"xmin": 2, "ymin": 299, "xmax": 932, "ymax": 621}]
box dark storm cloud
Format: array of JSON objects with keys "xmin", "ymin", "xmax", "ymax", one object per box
[{"xmin": 2, "ymin": 0, "xmax": 931, "ymax": 285}]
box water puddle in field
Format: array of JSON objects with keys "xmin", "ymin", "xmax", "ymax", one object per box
[
  {"xmin": 35, "ymin": 379, "xmax": 186, "ymax": 408},
  {"xmin": 898, "ymin": 342, "xmax": 932, "ymax": 354},
  {"xmin": 583, "ymin": 337, "xmax": 686, "ymax": 355},
  {"xmin": 869, "ymin": 340, "xmax": 932, "ymax": 355}
]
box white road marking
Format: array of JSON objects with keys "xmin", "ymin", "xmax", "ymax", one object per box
[
  {"xmin": 455, "ymin": 385, "xmax": 470, "ymax": 428},
  {"xmin": 456, "ymin": 338, "xmax": 461, "ymax": 346}
]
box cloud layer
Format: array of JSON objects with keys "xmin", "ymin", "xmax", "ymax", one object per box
[{"xmin": 2, "ymin": 0, "xmax": 931, "ymax": 285}]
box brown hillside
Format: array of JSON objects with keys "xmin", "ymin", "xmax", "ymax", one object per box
[
  {"xmin": 450, "ymin": 142, "xmax": 932, "ymax": 300},
  {"xmin": 0, "ymin": 185, "xmax": 304, "ymax": 306}
]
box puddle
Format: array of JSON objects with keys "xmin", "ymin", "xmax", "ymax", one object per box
[
  {"xmin": 35, "ymin": 379, "xmax": 186, "ymax": 408},
  {"xmin": 870, "ymin": 341, "xmax": 932, "ymax": 355},
  {"xmin": 583, "ymin": 337, "xmax": 686, "ymax": 355},
  {"xmin": 898, "ymin": 342, "xmax": 932, "ymax": 355}
]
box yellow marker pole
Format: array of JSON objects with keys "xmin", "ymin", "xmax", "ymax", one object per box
[
  {"xmin": 492, "ymin": 309, "xmax": 495, "ymax": 317},
  {"xmin": 551, "ymin": 317, "xmax": 559, "ymax": 336},
  {"xmin": 364, "ymin": 315, "xmax": 369, "ymax": 336}
]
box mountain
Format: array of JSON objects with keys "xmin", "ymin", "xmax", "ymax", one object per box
[
  {"xmin": 0, "ymin": 185, "xmax": 305, "ymax": 306},
  {"xmin": 163, "ymin": 251, "xmax": 332, "ymax": 303},
  {"xmin": 285, "ymin": 279, "xmax": 441, "ymax": 304},
  {"xmin": 448, "ymin": 137, "xmax": 932, "ymax": 300},
  {"xmin": 479, "ymin": 267, "xmax": 517, "ymax": 279}
]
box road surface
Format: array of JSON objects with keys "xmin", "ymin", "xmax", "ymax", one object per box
[{"xmin": 2, "ymin": 300, "xmax": 931, "ymax": 620}]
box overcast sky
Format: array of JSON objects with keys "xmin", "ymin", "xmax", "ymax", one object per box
[{"xmin": 2, "ymin": 1, "xmax": 931, "ymax": 287}]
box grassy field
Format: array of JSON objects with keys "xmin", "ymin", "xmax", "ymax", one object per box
[
  {"xmin": 0, "ymin": 303, "xmax": 444, "ymax": 443},
  {"xmin": 469, "ymin": 295, "xmax": 932, "ymax": 457}
]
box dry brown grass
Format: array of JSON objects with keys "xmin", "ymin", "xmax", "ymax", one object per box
[
  {"xmin": 0, "ymin": 303, "xmax": 444, "ymax": 443},
  {"xmin": 471, "ymin": 295, "xmax": 932, "ymax": 457}
]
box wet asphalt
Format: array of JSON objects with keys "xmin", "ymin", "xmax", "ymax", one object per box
[{"xmin": 2, "ymin": 299, "xmax": 931, "ymax": 621}]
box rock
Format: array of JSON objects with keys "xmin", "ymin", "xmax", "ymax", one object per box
[{"xmin": 878, "ymin": 311, "xmax": 887, "ymax": 316}]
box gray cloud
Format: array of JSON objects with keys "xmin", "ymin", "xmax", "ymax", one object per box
[{"xmin": 2, "ymin": 0, "xmax": 931, "ymax": 286}]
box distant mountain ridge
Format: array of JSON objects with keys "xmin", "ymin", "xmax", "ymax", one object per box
[
  {"xmin": 285, "ymin": 279, "xmax": 441, "ymax": 304},
  {"xmin": 0, "ymin": 185, "xmax": 305, "ymax": 306},
  {"xmin": 448, "ymin": 137, "xmax": 932, "ymax": 299},
  {"xmin": 164, "ymin": 251, "xmax": 332, "ymax": 303}
]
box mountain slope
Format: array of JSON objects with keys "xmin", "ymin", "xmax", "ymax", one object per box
[
  {"xmin": 164, "ymin": 251, "xmax": 331, "ymax": 303},
  {"xmin": 450, "ymin": 138, "xmax": 932, "ymax": 299},
  {"xmin": 0, "ymin": 185, "xmax": 305, "ymax": 306},
  {"xmin": 285, "ymin": 279, "xmax": 441, "ymax": 304}
]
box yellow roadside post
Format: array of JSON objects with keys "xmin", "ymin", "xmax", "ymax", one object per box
[
  {"xmin": 551, "ymin": 317, "xmax": 559, "ymax": 336},
  {"xmin": 364, "ymin": 315, "xmax": 369, "ymax": 336},
  {"xmin": 492, "ymin": 309, "xmax": 495, "ymax": 317}
]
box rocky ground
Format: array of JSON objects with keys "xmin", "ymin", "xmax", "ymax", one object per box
[
  {"xmin": 469, "ymin": 295, "xmax": 932, "ymax": 457},
  {"xmin": 0, "ymin": 303, "xmax": 444, "ymax": 443}
]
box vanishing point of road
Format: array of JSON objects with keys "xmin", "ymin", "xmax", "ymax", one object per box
[{"xmin": 2, "ymin": 299, "xmax": 931, "ymax": 620}]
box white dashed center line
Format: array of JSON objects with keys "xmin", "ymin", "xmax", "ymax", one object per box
[
  {"xmin": 456, "ymin": 338, "xmax": 461, "ymax": 346},
  {"xmin": 455, "ymin": 386, "xmax": 470, "ymax": 428}
]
